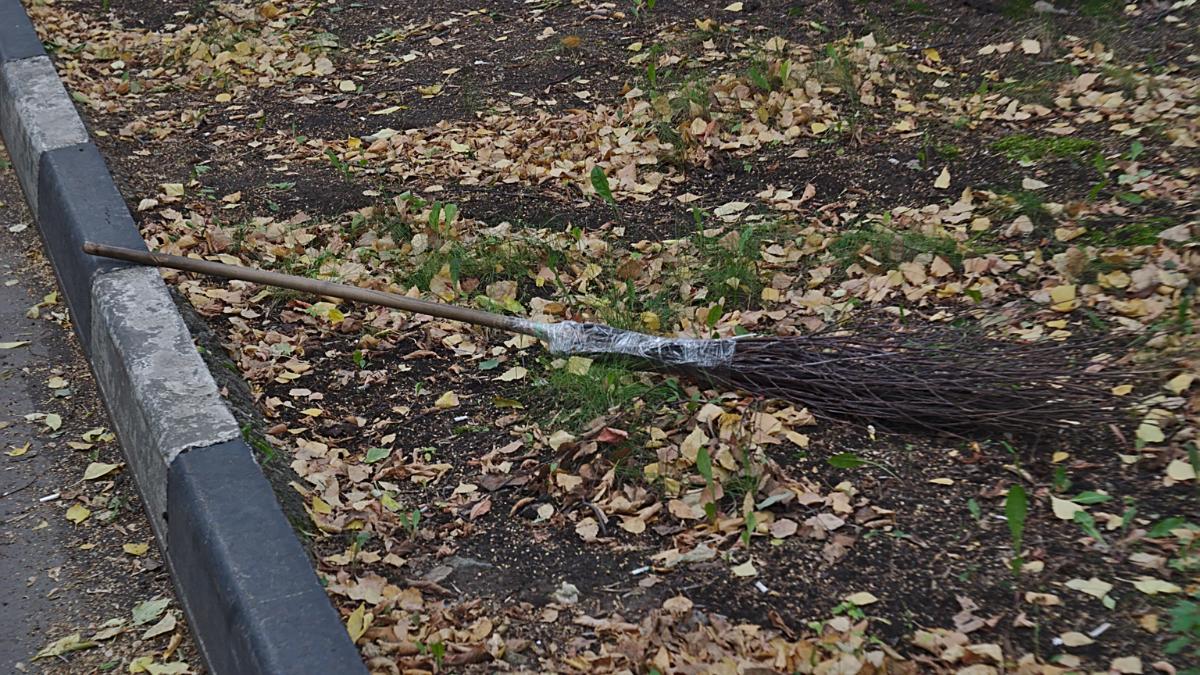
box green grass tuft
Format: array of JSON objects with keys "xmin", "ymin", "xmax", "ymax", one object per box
[
  {"xmin": 992, "ymin": 134, "xmax": 1099, "ymax": 163},
  {"xmin": 828, "ymin": 227, "xmax": 964, "ymax": 268}
]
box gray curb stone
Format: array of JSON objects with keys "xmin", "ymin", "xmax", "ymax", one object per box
[
  {"xmin": 0, "ymin": 56, "xmax": 89, "ymax": 213},
  {"xmin": 90, "ymin": 265, "xmax": 241, "ymax": 539}
]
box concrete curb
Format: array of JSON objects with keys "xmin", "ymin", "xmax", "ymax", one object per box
[{"xmin": 0, "ymin": 2, "xmax": 366, "ymax": 673}]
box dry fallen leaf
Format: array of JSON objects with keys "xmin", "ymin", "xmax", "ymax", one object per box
[
  {"xmin": 844, "ymin": 591, "xmax": 879, "ymax": 606},
  {"xmin": 1065, "ymin": 576, "xmax": 1113, "ymax": 599},
  {"xmin": 83, "ymin": 462, "xmax": 120, "ymax": 480},
  {"xmin": 434, "ymin": 391, "xmax": 460, "ymax": 409},
  {"xmin": 731, "ymin": 560, "xmax": 757, "ymax": 577},
  {"xmin": 1051, "ymin": 496, "xmax": 1084, "ymax": 520},
  {"xmin": 496, "ymin": 366, "xmax": 528, "ymax": 381},
  {"xmin": 65, "ymin": 503, "xmax": 91, "ymax": 524},
  {"xmin": 934, "ymin": 166, "xmax": 951, "ymax": 189},
  {"xmin": 123, "ymin": 542, "xmax": 151, "ymax": 556}
]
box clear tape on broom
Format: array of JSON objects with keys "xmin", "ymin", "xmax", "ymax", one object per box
[{"xmin": 517, "ymin": 320, "xmax": 737, "ymax": 368}]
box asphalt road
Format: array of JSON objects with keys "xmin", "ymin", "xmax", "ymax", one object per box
[{"xmin": 0, "ymin": 156, "xmax": 199, "ymax": 672}]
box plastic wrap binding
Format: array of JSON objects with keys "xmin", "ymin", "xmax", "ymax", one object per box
[{"xmin": 517, "ymin": 320, "xmax": 736, "ymax": 368}]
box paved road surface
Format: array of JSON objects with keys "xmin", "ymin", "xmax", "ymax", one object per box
[{"xmin": 0, "ymin": 154, "xmax": 199, "ymax": 672}]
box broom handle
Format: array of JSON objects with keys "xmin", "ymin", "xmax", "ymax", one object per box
[{"xmin": 82, "ymin": 242, "xmax": 537, "ymax": 336}]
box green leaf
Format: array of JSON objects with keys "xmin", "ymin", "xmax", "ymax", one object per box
[
  {"xmin": 1072, "ymin": 491, "xmax": 1112, "ymax": 505},
  {"xmin": 1073, "ymin": 510, "xmax": 1107, "ymax": 545},
  {"xmin": 967, "ymin": 498, "xmax": 981, "ymax": 521},
  {"xmin": 1005, "ymin": 484, "xmax": 1027, "ymax": 574},
  {"xmin": 590, "ymin": 166, "xmax": 615, "ymax": 205},
  {"xmin": 696, "ymin": 445, "xmax": 714, "ymax": 485},
  {"xmin": 1128, "ymin": 140, "xmax": 1144, "ymax": 161},
  {"xmin": 828, "ymin": 452, "xmax": 868, "ymax": 470},
  {"xmin": 428, "ymin": 201, "xmax": 443, "ymax": 228},
  {"xmin": 1148, "ymin": 517, "xmax": 1187, "ymax": 538},
  {"xmin": 442, "ymin": 202, "xmax": 459, "ymax": 225},
  {"xmin": 705, "ymin": 304, "xmax": 723, "ymax": 328},
  {"xmin": 364, "ymin": 447, "xmax": 392, "ymax": 464},
  {"xmin": 1118, "ymin": 191, "xmax": 1144, "ymax": 205},
  {"xmin": 478, "ymin": 358, "xmax": 501, "ymax": 371}
]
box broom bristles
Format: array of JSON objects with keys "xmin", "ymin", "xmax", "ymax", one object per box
[{"xmin": 697, "ymin": 325, "xmax": 1133, "ymax": 438}]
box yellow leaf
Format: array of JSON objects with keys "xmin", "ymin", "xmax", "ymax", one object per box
[
  {"xmin": 641, "ymin": 311, "xmax": 660, "ymax": 331},
  {"xmin": 928, "ymin": 477, "xmax": 954, "ymax": 486},
  {"xmin": 6, "ymin": 442, "xmax": 30, "ymax": 457},
  {"xmin": 785, "ymin": 430, "xmax": 810, "ymax": 448},
  {"xmin": 845, "ymin": 591, "xmax": 878, "ymax": 606},
  {"xmin": 810, "ymin": 121, "xmax": 828, "ymax": 134},
  {"xmin": 123, "ymin": 542, "xmax": 150, "ymax": 557},
  {"xmin": 496, "ymin": 366, "xmax": 527, "ymax": 382},
  {"xmin": 0, "ymin": 340, "xmax": 30, "ymax": 349},
  {"xmin": 1049, "ymin": 284, "xmax": 1078, "ymax": 312},
  {"xmin": 66, "ymin": 503, "xmax": 91, "ymax": 524},
  {"xmin": 1111, "ymin": 384, "xmax": 1133, "ymax": 396},
  {"xmin": 309, "ymin": 302, "xmax": 345, "ymax": 323},
  {"xmin": 434, "ymin": 391, "xmax": 460, "ymax": 409},
  {"xmin": 566, "ymin": 356, "xmax": 593, "ymax": 376},
  {"xmin": 311, "ymin": 495, "xmax": 332, "ymax": 515},
  {"xmin": 33, "ymin": 633, "xmax": 96, "ymax": 660},
  {"xmin": 1051, "ymin": 496, "xmax": 1083, "ymax": 520},
  {"xmin": 345, "ymin": 603, "xmax": 372, "ymax": 643},
  {"xmin": 1110, "ymin": 656, "xmax": 1142, "ymax": 674},
  {"xmin": 731, "ymin": 560, "xmax": 757, "ymax": 577},
  {"xmin": 1024, "ymin": 592, "xmax": 1061, "ymax": 606},
  {"xmin": 1136, "ymin": 421, "xmax": 1165, "ymax": 444},
  {"xmin": 1132, "ymin": 577, "xmax": 1182, "ymax": 595},
  {"xmin": 922, "ymin": 47, "xmax": 941, "ymax": 62},
  {"xmin": 1020, "ymin": 38, "xmax": 1041, "ymax": 54},
  {"xmin": 934, "ymin": 166, "xmax": 951, "ymax": 189},
  {"xmin": 47, "ymin": 376, "xmax": 68, "ymax": 389},
  {"xmin": 83, "ymin": 462, "xmax": 120, "ymax": 480},
  {"xmin": 1165, "ymin": 459, "xmax": 1196, "ymax": 482},
  {"xmin": 1052, "ymin": 451, "xmax": 1069, "ymax": 463},
  {"xmin": 45, "ymin": 413, "xmax": 62, "ymax": 431},
  {"xmin": 1164, "ymin": 373, "xmax": 1194, "ymax": 394},
  {"xmin": 1066, "ymin": 576, "xmax": 1112, "ymax": 599},
  {"xmin": 300, "ymin": 408, "xmax": 323, "ymax": 417},
  {"xmin": 1098, "ymin": 270, "xmax": 1131, "ymax": 289}
]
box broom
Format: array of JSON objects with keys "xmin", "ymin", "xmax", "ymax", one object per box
[{"xmin": 83, "ymin": 241, "xmax": 1128, "ymax": 437}]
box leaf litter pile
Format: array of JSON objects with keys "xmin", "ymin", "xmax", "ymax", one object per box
[{"xmin": 30, "ymin": 0, "xmax": 1200, "ymax": 672}]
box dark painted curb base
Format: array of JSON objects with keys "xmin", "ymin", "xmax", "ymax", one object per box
[
  {"xmin": 39, "ymin": 142, "xmax": 149, "ymax": 340},
  {"xmin": 170, "ymin": 441, "xmax": 360, "ymax": 674},
  {"xmin": 0, "ymin": 1, "xmax": 366, "ymax": 672}
]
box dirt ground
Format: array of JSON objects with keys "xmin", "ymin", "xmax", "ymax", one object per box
[
  {"xmin": 0, "ymin": 154, "xmax": 200, "ymax": 673},
  {"xmin": 24, "ymin": 0, "xmax": 1200, "ymax": 672}
]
